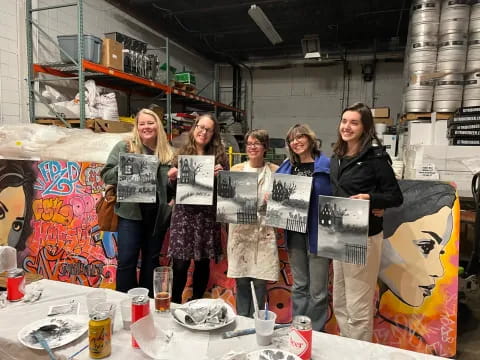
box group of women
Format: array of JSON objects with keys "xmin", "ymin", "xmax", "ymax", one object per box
[{"xmin": 101, "ymin": 102, "xmax": 403, "ymax": 342}]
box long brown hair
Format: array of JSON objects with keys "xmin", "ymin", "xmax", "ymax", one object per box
[
  {"xmin": 333, "ymin": 102, "xmax": 382, "ymax": 157},
  {"xmin": 130, "ymin": 108, "xmax": 174, "ymax": 164},
  {"xmin": 175, "ymin": 113, "xmax": 227, "ymax": 165},
  {"xmin": 285, "ymin": 124, "xmax": 320, "ymax": 164}
]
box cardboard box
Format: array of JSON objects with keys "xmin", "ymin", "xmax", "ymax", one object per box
[
  {"xmin": 101, "ymin": 38, "xmax": 123, "ymax": 71},
  {"xmin": 374, "ymin": 117, "xmax": 393, "ymax": 125},
  {"xmin": 371, "ymin": 107, "xmax": 390, "ymax": 118},
  {"xmin": 93, "ymin": 119, "xmax": 133, "ymax": 133}
]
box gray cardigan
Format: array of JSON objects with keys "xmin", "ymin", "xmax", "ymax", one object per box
[{"xmin": 100, "ymin": 140, "xmax": 172, "ymax": 223}]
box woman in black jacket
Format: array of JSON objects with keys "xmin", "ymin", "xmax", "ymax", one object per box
[{"xmin": 330, "ymin": 102, "xmax": 403, "ymax": 342}]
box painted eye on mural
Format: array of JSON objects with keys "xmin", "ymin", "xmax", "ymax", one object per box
[
  {"xmin": 414, "ymin": 239, "xmax": 435, "ymax": 255},
  {"xmin": 0, "ymin": 202, "xmax": 6, "ymax": 220},
  {"xmin": 11, "ymin": 219, "xmax": 24, "ymax": 232}
]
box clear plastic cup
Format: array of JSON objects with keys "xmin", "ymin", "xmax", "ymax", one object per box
[
  {"xmin": 120, "ymin": 298, "xmax": 132, "ymax": 330},
  {"xmin": 255, "ymin": 310, "xmax": 277, "ymax": 346},
  {"xmin": 93, "ymin": 302, "xmax": 117, "ymax": 332},
  {"xmin": 153, "ymin": 267, "xmax": 172, "ymax": 312},
  {"xmin": 86, "ymin": 289, "xmax": 107, "ymax": 315}
]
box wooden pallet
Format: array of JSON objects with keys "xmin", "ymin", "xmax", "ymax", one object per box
[
  {"xmin": 36, "ymin": 118, "xmax": 97, "ymax": 129},
  {"xmin": 35, "ymin": 118, "xmax": 133, "ymax": 133},
  {"xmin": 400, "ymin": 112, "xmax": 454, "ymax": 122},
  {"xmin": 174, "ymin": 81, "xmax": 197, "ymax": 94}
]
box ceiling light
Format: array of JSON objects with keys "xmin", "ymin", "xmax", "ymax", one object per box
[{"xmin": 248, "ymin": 4, "xmax": 283, "ymax": 45}]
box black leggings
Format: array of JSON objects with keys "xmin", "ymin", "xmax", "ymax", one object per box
[{"xmin": 172, "ymin": 258, "xmax": 210, "ymax": 303}]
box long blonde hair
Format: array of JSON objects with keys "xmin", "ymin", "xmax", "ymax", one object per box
[
  {"xmin": 130, "ymin": 108, "xmax": 174, "ymax": 164},
  {"xmin": 174, "ymin": 113, "xmax": 227, "ymax": 166}
]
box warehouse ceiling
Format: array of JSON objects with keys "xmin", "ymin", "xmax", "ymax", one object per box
[{"xmin": 106, "ymin": 0, "xmax": 411, "ymax": 63}]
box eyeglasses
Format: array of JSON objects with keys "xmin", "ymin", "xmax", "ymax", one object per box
[
  {"xmin": 288, "ymin": 134, "xmax": 306, "ymax": 143},
  {"xmin": 195, "ymin": 124, "xmax": 214, "ymax": 134},
  {"xmin": 246, "ymin": 142, "xmax": 263, "ymax": 148}
]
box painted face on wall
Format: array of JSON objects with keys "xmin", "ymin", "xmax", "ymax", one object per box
[
  {"xmin": 379, "ymin": 206, "xmax": 453, "ymax": 307},
  {"xmin": 0, "ymin": 186, "xmax": 26, "ymax": 247}
]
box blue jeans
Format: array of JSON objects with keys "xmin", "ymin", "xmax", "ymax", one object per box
[
  {"xmin": 287, "ymin": 230, "xmax": 330, "ymax": 331},
  {"xmin": 235, "ymin": 277, "xmax": 267, "ymax": 317},
  {"xmin": 116, "ymin": 215, "xmax": 162, "ymax": 297}
]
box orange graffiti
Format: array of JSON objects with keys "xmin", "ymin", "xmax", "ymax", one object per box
[{"xmin": 32, "ymin": 198, "xmax": 74, "ymax": 226}]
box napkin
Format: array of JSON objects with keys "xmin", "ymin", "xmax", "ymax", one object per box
[
  {"xmin": 172, "ymin": 299, "xmax": 228, "ymax": 326},
  {"xmin": 0, "ymin": 246, "xmax": 17, "ymax": 272}
]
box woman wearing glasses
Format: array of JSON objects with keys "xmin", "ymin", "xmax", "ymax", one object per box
[
  {"xmin": 276, "ymin": 124, "xmax": 331, "ymax": 331},
  {"xmin": 227, "ymin": 129, "xmax": 279, "ymax": 317},
  {"xmin": 167, "ymin": 113, "xmax": 228, "ymax": 303}
]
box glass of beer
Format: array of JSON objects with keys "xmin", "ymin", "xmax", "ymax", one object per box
[{"xmin": 153, "ymin": 266, "xmax": 172, "ymax": 312}]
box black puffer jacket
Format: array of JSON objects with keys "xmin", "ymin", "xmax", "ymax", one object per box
[{"xmin": 330, "ymin": 145, "xmax": 403, "ymax": 236}]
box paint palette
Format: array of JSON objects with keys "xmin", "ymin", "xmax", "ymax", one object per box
[
  {"xmin": 246, "ymin": 349, "xmax": 301, "ymax": 360},
  {"xmin": 18, "ymin": 315, "xmax": 88, "ymax": 350}
]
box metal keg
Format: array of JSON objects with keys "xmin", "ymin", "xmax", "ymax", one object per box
[
  {"xmin": 470, "ymin": 0, "xmax": 480, "ymax": 33},
  {"xmin": 404, "ymin": 80, "xmax": 435, "ymax": 112},
  {"xmin": 433, "ymin": 73, "xmax": 464, "ymax": 112},
  {"xmin": 408, "ymin": 35, "xmax": 438, "ymax": 73},
  {"xmin": 411, "ymin": 0, "xmax": 441, "ymax": 36},
  {"xmin": 437, "ymin": 33, "xmax": 467, "ymax": 72},
  {"xmin": 463, "ymin": 72, "xmax": 480, "ymax": 107},
  {"xmin": 439, "ymin": 0, "xmax": 470, "ymax": 35},
  {"xmin": 467, "ymin": 32, "xmax": 480, "ymax": 72}
]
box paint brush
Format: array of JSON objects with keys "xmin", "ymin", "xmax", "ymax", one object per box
[
  {"xmin": 264, "ymin": 302, "xmax": 268, "ymax": 320},
  {"xmin": 222, "ymin": 323, "xmax": 291, "ymax": 339},
  {"xmin": 32, "ymin": 331, "xmax": 56, "ymax": 360},
  {"xmin": 250, "ymin": 281, "xmax": 259, "ymax": 319}
]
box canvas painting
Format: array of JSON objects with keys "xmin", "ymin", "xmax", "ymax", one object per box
[
  {"xmin": 317, "ymin": 195, "xmax": 369, "ymax": 265},
  {"xmin": 117, "ymin": 153, "xmax": 158, "ymax": 203},
  {"xmin": 176, "ymin": 155, "xmax": 215, "ymax": 205},
  {"xmin": 265, "ymin": 173, "xmax": 312, "ymax": 233},
  {"xmin": 216, "ymin": 171, "xmax": 258, "ymax": 224}
]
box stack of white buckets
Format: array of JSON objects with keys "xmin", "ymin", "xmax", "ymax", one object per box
[{"xmin": 403, "ymin": 0, "xmax": 476, "ymax": 113}]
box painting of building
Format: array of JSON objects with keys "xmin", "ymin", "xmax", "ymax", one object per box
[{"xmin": 176, "ymin": 155, "xmax": 215, "ymax": 205}]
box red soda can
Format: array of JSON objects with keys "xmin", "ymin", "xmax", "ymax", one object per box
[
  {"xmin": 288, "ymin": 315, "xmax": 312, "ymax": 360},
  {"xmin": 7, "ymin": 268, "xmax": 25, "ymax": 302},
  {"xmin": 131, "ymin": 295, "xmax": 150, "ymax": 348}
]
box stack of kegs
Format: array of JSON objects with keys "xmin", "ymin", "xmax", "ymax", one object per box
[
  {"xmin": 447, "ymin": 106, "xmax": 480, "ymax": 145},
  {"xmin": 433, "ymin": 0, "xmax": 470, "ymax": 112},
  {"xmin": 404, "ymin": 0, "xmax": 440, "ymax": 113},
  {"xmin": 464, "ymin": 1, "xmax": 480, "ymax": 107}
]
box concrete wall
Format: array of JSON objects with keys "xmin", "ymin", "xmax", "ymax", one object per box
[
  {"xmin": 0, "ymin": 1, "xmax": 28, "ymax": 124},
  {"xmin": 220, "ymin": 61, "xmax": 404, "ymax": 156}
]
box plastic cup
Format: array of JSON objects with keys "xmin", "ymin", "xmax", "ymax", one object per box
[
  {"xmin": 120, "ymin": 298, "xmax": 132, "ymax": 330},
  {"xmin": 86, "ymin": 289, "xmax": 107, "ymax": 315},
  {"xmin": 127, "ymin": 287, "xmax": 149, "ymax": 298},
  {"xmin": 93, "ymin": 302, "xmax": 117, "ymax": 332},
  {"xmin": 255, "ymin": 310, "xmax": 277, "ymax": 346},
  {"xmin": 153, "ymin": 267, "xmax": 172, "ymax": 312}
]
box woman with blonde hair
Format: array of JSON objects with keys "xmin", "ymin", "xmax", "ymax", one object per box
[
  {"xmin": 276, "ymin": 124, "xmax": 331, "ymax": 331},
  {"xmin": 167, "ymin": 113, "xmax": 228, "ymax": 303},
  {"xmin": 101, "ymin": 108, "xmax": 174, "ymax": 296}
]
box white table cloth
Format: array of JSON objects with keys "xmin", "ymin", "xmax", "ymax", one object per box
[{"xmin": 0, "ymin": 280, "xmax": 449, "ymax": 360}]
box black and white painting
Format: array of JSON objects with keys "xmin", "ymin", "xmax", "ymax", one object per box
[
  {"xmin": 176, "ymin": 155, "xmax": 215, "ymax": 205},
  {"xmin": 317, "ymin": 195, "xmax": 369, "ymax": 265},
  {"xmin": 117, "ymin": 153, "xmax": 158, "ymax": 203},
  {"xmin": 216, "ymin": 171, "xmax": 258, "ymax": 224},
  {"xmin": 265, "ymin": 173, "xmax": 312, "ymax": 233}
]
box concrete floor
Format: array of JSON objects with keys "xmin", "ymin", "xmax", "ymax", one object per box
[{"xmin": 456, "ymin": 287, "xmax": 480, "ymax": 359}]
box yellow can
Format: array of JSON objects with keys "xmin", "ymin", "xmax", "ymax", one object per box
[{"xmin": 89, "ymin": 312, "xmax": 112, "ymax": 359}]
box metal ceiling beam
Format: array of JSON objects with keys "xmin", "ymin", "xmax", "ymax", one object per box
[{"xmin": 169, "ymin": 0, "xmax": 290, "ymax": 15}]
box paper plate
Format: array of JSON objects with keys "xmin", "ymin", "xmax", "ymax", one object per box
[
  {"xmin": 172, "ymin": 298, "xmax": 236, "ymax": 331},
  {"xmin": 18, "ymin": 315, "xmax": 88, "ymax": 350},
  {"xmin": 247, "ymin": 349, "xmax": 301, "ymax": 360}
]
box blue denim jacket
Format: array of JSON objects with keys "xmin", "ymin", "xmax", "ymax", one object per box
[{"xmin": 276, "ymin": 154, "xmax": 331, "ymax": 253}]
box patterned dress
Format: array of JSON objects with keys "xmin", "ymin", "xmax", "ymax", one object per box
[{"xmin": 168, "ymin": 157, "xmax": 228, "ymax": 261}]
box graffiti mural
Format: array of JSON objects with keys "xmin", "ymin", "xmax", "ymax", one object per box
[
  {"xmin": 0, "ymin": 160, "xmax": 458, "ymax": 357},
  {"xmin": 0, "ymin": 159, "xmax": 117, "ymax": 288}
]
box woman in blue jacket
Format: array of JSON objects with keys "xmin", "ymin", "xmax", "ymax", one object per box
[{"xmin": 277, "ymin": 124, "xmax": 331, "ymax": 331}]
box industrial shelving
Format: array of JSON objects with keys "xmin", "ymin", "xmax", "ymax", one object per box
[{"xmin": 26, "ymin": 0, "xmax": 245, "ymax": 133}]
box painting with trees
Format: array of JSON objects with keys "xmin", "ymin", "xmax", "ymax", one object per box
[
  {"xmin": 216, "ymin": 171, "xmax": 258, "ymax": 224},
  {"xmin": 265, "ymin": 173, "xmax": 312, "ymax": 233},
  {"xmin": 317, "ymin": 195, "xmax": 369, "ymax": 264},
  {"xmin": 117, "ymin": 153, "xmax": 158, "ymax": 203},
  {"xmin": 176, "ymin": 155, "xmax": 215, "ymax": 205}
]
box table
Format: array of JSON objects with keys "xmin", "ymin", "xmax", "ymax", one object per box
[
  {"xmin": 0, "ymin": 279, "xmax": 449, "ymax": 360},
  {"xmin": 0, "ymin": 271, "xmax": 43, "ymax": 288}
]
